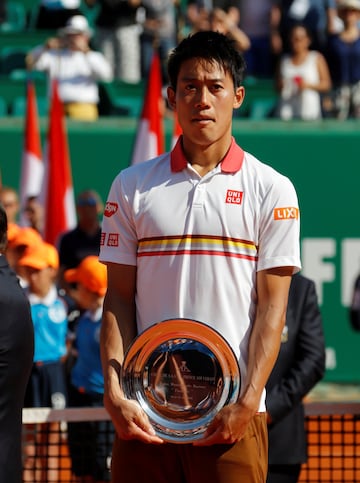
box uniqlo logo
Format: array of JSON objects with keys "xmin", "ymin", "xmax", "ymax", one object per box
[
  {"xmin": 107, "ymin": 233, "xmax": 119, "ymax": 247},
  {"xmin": 100, "ymin": 232, "xmax": 106, "ymax": 246},
  {"xmin": 104, "ymin": 202, "xmax": 118, "ymax": 217},
  {"xmin": 225, "ymin": 190, "xmax": 243, "ymax": 205},
  {"xmin": 274, "ymin": 207, "xmax": 299, "ymax": 220}
]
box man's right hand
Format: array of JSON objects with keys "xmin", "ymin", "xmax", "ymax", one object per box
[{"xmin": 104, "ymin": 393, "xmax": 164, "ymax": 444}]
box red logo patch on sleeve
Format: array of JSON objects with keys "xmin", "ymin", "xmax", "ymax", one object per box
[
  {"xmin": 100, "ymin": 232, "xmax": 106, "ymax": 246},
  {"xmin": 107, "ymin": 233, "xmax": 119, "ymax": 247},
  {"xmin": 225, "ymin": 190, "xmax": 243, "ymax": 204},
  {"xmin": 104, "ymin": 202, "xmax": 118, "ymax": 217},
  {"xmin": 274, "ymin": 207, "xmax": 299, "ymax": 220}
]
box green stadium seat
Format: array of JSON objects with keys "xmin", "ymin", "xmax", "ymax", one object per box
[
  {"xmin": 234, "ymin": 76, "xmax": 277, "ymax": 118},
  {"xmin": 101, "ymin": 79, "xmax": 145, "ymax": 99},
  {"xmin": 249, "ymin": 98, "xmax": 277, "ymax": 120},
  {"xmin": 80, "ymin": 0, "xmax": 100, "ymax": 29},
  {"xmin": 0, "ymin": 96, "xmax": 7, "ymax": 116},
  {"xmin": 0, "ymin": 1, "xmax": 27, "ymax": 32},
  {"xmin": 0, "ymin": 30, "xmax": 52, "ymax": 50},
  {"xmin": 9, "ymin": 69, "xmax": 47, "ymax": 81},
  {"xmin": 12, "ymin": 0, "xmax": 34, "ymax": 15},
  {"xmin": 111, "ymin": 96, "xmax": 143, "ymax": 117},
  {"xmin": 26, "ymin": 3, "xmax": 40, "ymax": 29},
  {"xmin": 0, "ymin": 45, "xmax": 31, "ymax": 74},
  {"xmin": 0, "ymin": 76, "xmax": 47, "ymax": 112},
  {"xmin": 98, "ymin": 80, "xmax": 145, "ymax": 116},
  {"xmin": 11, "ymin": 95, "xmax": 49, "ymax": 116}
]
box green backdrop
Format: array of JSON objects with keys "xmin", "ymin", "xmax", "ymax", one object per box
[{"xmin": 1, "ymin": 117, "xmax": 360, "ymax": 383}]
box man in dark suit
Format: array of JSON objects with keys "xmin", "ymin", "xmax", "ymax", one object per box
[
  {"xmin": 266, "ymin": 273, "xmax": 326, "ymax": 483},
  {"xmin": 0, "ymin": 203, "xmax": 34, "ymax": 483}
]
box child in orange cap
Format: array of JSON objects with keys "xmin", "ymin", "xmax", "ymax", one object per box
[
  {"xmin": 6, "ymin": 226, "xmax": 43, "ymax": 286},
  {"xmin": 64, "ymin": 256, "xmax": 114, "ymax": 482},
  {"xmin": 18, "ymin": 241, "xmax": 68, "ymax": 483}
]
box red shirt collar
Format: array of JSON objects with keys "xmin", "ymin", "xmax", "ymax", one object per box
[{"xmin": 170, "ymin": 136, "xmax": 244, "ymax": 173}]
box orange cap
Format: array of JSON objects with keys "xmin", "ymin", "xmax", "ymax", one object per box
[
  {"xmin": 7, "ymin": 222, "xmax": 22, "ymax": 244},
  {"xmin": 64, "ymin": 255, "xmax": 107, "ymax": 296},
  {"xmin": 8, "ymin": 226, "xmax": 43, "ymax": 249},
  {"xmin": 18, "ymin": 241, "xmax": 59, "ymax": 270}
]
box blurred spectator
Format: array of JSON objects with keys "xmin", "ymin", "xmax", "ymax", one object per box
[
  {"xmin": 139, "ymin": 0, "xmax": 178, "ymax": 85},
  {"xmin": 275, "ymin": 23, "xmax": 332, "ymax": 120},
  {"xmin": 22, "ymin": 195, "xmax": 44, "ymax": 234},
  {"xmin": 266, "ymin": 273, "xmax": 326, "ymax": 483},
  {"xmin": 0, "ymin": 186, "xmax": 20, "ymax": 225},
  {"xmin": 58, "ymin": 189, "xmax": 103, "ymax": 292},
  {"xmin": 5, "ymin": 226, "xmax": 43, "ymax": 287},
  {"xmin": 64, "ymin": 256, "xmax": 114, "ymax": 482},
  {"xmin": 209, "ymin": 7, "xmax": 251, "ymax": 52},
  {"xmin": 238, "ymin": 0, "xmax": 277, "ymax": 78},
  {"xmin": 84, "ymin": 0, "xmax": 142, "ymax": 82},
  {"xmin": 0, "ymin": 203, "xmax": 34, "ymax": 483},
  {"xmin": 327, "ymin": 0, "xmax": 360, "ymax": 119},
  {"xmin": 271, "ymin": 0, "xmax": 338, "ymax": 56},
  {"xmin": 34, "ymin": 0, "xmax": 82, "ymax": 30},
  {"xmin": 26, "ymin": 15, "xmax": 113, "ymax": 121},
  {"xmin": 185, "ymin": 0, "xmax": 240, "ymax": 34},
  {"xmin": 19, "ymin": 241, "xmax": 69, "ymax": 483}
]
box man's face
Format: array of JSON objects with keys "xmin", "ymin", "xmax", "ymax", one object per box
[
  {"xmin": 66, "ymin": 32, "xmax": 88, "ymax": 50},
  {"xmin": 24, "ymin": 200, "xmax": 43, "ymax": 226},
  {"xmin": 167, "ymin": 58, "xmax": 244, "ymax": 148},
  {"xmin": 25, "ymin": 266, "xmax": 56, "ymax": 297},
  {"xmin": 76, "ymin": 194, "xmax": 101, "ymax": 223},
  {"xmin": 0, "ymin": 191, "xmax": 19, "ymax": 223}
]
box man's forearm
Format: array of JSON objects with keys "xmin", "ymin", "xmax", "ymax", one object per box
[
  {"xmin": 241, "ymin": 268, "xmax": 292, "ymax": 412},
  {"xmin": 241, "ymin": 308, "xmax": 286, "ymax": 412},
  {"xmin": 100, "ymin": 290, "xmax": 137, "ymax": 400}
]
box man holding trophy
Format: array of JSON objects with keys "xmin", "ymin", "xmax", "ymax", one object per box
[{"xmin": 99, "ymin": 30, "xmax": 301, "ymax": 483}]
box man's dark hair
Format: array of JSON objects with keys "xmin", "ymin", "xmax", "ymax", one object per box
[
  {"xmin": 0, "ymin": 203, "xmax": 8, "ymax": 252},
  {"xmin": 167, "ymin": 30, "xmax": 246, "ymax": 91}
]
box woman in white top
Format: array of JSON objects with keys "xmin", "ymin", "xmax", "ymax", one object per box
[{"xmin": 275, "ymin": 23, "xmax": 331, "ymax": 120}]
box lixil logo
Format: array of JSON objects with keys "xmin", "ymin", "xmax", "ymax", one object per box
[{"xmin": 274, "ymin": 207, "xmax": 299, "ymax": 220}]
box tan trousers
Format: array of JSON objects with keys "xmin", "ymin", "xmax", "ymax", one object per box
[{"xmin": 110, "ymin": 413, "xmax": 268, "ymax": 483}]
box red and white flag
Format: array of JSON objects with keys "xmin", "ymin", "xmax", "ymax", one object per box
[
  {"xmin": 41, "ymin": 79, "xmax": 76, "ymax": 246},
  {"xmin": 19, "ymin": 80, "xmax": 44, "ymax": 217},
  {"xmin": 131, "ymin": 51, "xmax": 165, "ymax": 165}
]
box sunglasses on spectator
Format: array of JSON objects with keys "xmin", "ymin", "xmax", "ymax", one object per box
[{"xmin": 77, "ymin": 198, "xmax": 97, "ymax": 207}]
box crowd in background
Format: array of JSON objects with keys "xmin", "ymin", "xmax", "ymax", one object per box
[
  {"xmin": 0, "ymin": 0, "xmax": 359, "ymax": 120},
  {"xmin": 0, "ymin": 186, "xmax": 113, "ymax": 482},
  {"xmin": 0, "ymin": 3, "xmax": 358, "ymax": 481}
]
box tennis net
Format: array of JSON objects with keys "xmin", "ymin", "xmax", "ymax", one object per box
[
  {"xmin": 22, "ymin": 402, "xmax": 360, "ymax": 482},
  {"xmin": 22, "ymin": 407, "xmax": 114, "ymax": 482}
]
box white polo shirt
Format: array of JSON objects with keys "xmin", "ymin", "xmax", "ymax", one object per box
[{"xmin": 100, "ymin": 137, "xmax": 301, "ymax": 411}]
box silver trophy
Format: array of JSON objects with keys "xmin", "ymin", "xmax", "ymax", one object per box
[{"xmin": 121, "ymin": 319, "xmax": 241, "ymax": 443}]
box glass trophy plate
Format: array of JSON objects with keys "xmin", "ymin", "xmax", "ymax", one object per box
[{"xmin": 121, "ymin": 319, "xmax": 241, "ymax": 443}]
